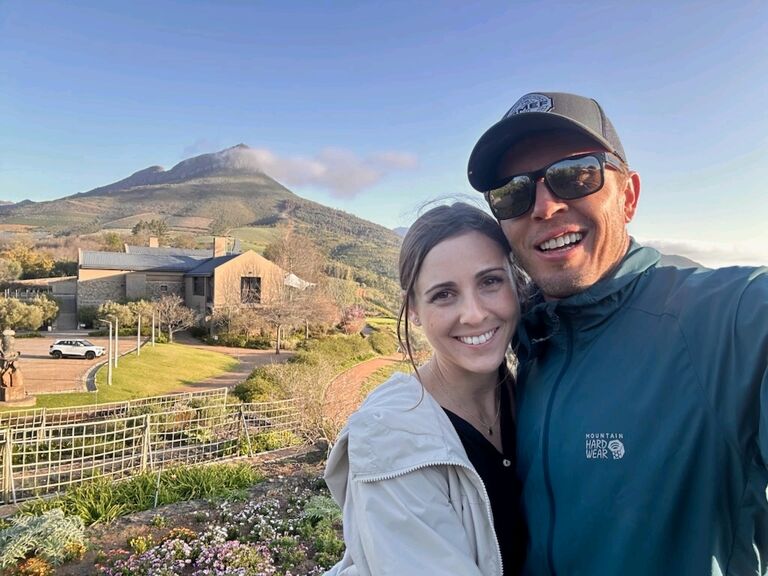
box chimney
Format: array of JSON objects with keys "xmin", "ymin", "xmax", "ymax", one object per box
[
  {"xmin": 148, "ymin": 237, "xmax": 159, "ymax": 248},
  {"xmin": 213, "ymin": 237, "xmax": 227, "ymax": 257}
]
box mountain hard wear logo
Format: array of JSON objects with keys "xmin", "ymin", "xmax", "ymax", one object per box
[
  {"xmin": 586, "ymin": 433, "xmax": 625, "ymax": 460},
  {"xmin": 504, "ymin": 93, "xmax": 553, "ymax": 118}
]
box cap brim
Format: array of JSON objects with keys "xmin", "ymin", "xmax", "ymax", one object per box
[{"xmin": 467, "ymin": 112, "xmax": 616, "ymax": 191}]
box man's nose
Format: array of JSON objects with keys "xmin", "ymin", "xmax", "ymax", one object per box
[{"xmin": 530, "ymin": 179, "xmax": 568, "ymax": 220}]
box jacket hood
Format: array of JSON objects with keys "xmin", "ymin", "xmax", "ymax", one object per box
[{"xmin": 324, "ymin": 373, "xmax": 470, "ymax": 501}]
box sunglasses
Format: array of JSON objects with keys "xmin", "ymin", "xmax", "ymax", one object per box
[{"xmin": 484, "ymin": 152, "xmax": 625, "ymax": 220}]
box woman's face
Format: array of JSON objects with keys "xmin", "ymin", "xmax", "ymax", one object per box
[{"xmin": 410, "ymin": 231, "xmax": 519, "ymax": 378}]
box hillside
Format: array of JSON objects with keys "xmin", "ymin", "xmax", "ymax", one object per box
[{"xmin": 0, "ymin": 145, "xmax": 402, "ymax": 290}]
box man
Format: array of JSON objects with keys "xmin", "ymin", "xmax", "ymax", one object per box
[{"xmin": 468, "ymin": 92, "xmax": 768, "ymax": 575}]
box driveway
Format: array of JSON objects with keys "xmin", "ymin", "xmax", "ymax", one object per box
[
  {"xmin": 13, "ymin": 331, "xmax": 138, "ymax": 395},
  {"xmin": 12, "ymin": 331, "xmax": 294, "ymax": 396}
]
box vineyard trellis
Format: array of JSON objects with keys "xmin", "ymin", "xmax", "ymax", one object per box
[{"xmin": 0, "ymin": 389, "xmax": 304, "ymax": 504}]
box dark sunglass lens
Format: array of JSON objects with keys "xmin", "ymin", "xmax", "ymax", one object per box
[
  {"xmin": 488, "ymin": 176, "xmax": 534, "ymax": 219},
  {"xmin": 546, "ymin": 156, "xmax": 603, "ymax": 199}
]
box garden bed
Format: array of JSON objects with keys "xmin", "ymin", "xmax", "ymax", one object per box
[{"xmin": 9, "ymin": 447, "xmax": 343, "ymax": 575}]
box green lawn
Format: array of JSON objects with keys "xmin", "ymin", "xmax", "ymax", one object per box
[
  {"xmin": 31, "ymin": 343, "xmax": 240, "ymax": 409},
  {"xmin": 229, "ymin": 226, "xmax": 281, "ymax": 253}
]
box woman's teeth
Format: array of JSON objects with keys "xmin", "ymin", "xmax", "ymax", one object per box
[{"xmin": 458, "ymin": 329, "xmax": 496, "ymax": 345}]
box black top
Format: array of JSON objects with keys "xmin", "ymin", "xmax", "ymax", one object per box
[{"xmin": 444, "ymin": 379, "xmax": 527, "ymax": 575}]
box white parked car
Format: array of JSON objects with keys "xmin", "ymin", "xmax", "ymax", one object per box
[{"xmin": 49, "ymin": 339, "xmax": 106, "ymax": 360}]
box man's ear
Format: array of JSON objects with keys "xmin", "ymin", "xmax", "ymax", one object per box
[{"xmin": 622, "ymin": 171, "xmax": 641, "ymax": 223}]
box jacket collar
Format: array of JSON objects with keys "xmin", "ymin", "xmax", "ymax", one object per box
[
  {"xmin": 325, "ymin": 373, "xmax": 471, "ymax": 494},
  {"xmin": 516, "ymin": 239, "xmax": 660, "ymax": 358}
]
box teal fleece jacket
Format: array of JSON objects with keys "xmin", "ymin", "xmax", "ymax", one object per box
[{"xmin": 515, "ymin": 240, "xmax": 768, "ymax": 576}]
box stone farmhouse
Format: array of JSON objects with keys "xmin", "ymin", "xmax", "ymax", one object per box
[{"xmin": 77, "ymin": 237, "xmax": 292, "ymax": 319}]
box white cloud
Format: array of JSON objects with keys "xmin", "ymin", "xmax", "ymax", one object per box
[
  {"xmin": 217, "ymin": 146, "xmax": 418, "ymax": 198},
  {"xmin": 637, "ymin": 237, "xmax": 767, "ymax": 268}
]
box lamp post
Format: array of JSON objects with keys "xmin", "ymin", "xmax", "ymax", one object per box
[
  {"xmin": 136, "ymin": 313, "xmax": 141, "ymax": 356},
  {"xmin": 108, "ymin": 315, "xmax": 119, "ymax": 367},
  {"xmin": 98, "ymin": 319, "xmax": 113, "ymax": 386}
]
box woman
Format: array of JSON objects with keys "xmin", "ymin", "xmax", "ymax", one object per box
[{"xmin": 324, "ymin": 202, "xmax": 527, "ymax": 575}]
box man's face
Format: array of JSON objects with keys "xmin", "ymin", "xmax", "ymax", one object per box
[{"xmin": 496, "ymin": 131, "xmax": 640, "ymax": 299}]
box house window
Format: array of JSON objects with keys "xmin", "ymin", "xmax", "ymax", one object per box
[
  {"xmin": 241, "ymin": 276, "xmax": 261, "ymax": 303},
  {"xmin": 193, "ymin": 277, "xmax": 205, "ymax": 296},
  {"xmin": 160, "ymin": 284, "xmax": 168, "ymax": 293}
]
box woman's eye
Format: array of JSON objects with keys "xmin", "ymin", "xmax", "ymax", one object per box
[
  {"xmin": 430, "ymin": 290, "xmax": 453, "ymax": 303},
  {"xmin": 482, "ymin": 275, "xmax": 504, "ymax": 288}
]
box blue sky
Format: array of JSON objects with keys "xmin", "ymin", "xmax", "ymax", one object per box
[{"xmin": 1, "ymin": 0, "xmax": 766, "ymax": 267}]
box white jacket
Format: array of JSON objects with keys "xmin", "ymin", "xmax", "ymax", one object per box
[{"xmin": 324, "ymin": 372, "xmax": 503, "ymax": 576}]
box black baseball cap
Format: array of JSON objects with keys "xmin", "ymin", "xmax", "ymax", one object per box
[{"xmin": 468, "ymin": 92, "xmax": 627, "ymax": 191}]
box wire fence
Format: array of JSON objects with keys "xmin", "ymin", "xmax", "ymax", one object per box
[
  {"xmin": 0, "ymin": 388, "xmax": 229, "ymax": 429},
  {"xmin": 1, "ymin": 390, "xmax": 304, "ymax": 504}
]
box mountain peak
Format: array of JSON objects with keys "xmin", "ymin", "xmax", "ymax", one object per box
[{"xmin": 82, "ymin": 145, "xmax": 266, "ymax": 195}]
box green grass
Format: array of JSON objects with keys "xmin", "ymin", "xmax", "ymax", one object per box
[
  {"xmin": 229, "ymin": 226, "xmax": 281, "ymax": 253},
  {"xmin": 366, "ymin": 316, "xmax": 397, "ymax": 329},
  {"xmin": 19, "ymin": 462, "xmax": 265, "ymax": 526},
  {"xmin": 31, "ymin": 343, "xmax": 239, "ymax": 409}
]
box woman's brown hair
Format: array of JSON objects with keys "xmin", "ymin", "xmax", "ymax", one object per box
[{"xmin": 396, "ymin": 202, "xmax": 526, "ymax": 374}]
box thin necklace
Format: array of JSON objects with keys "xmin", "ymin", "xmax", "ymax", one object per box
[{"xmin": 426, "ymin": 363, "xmax": 502, "ymax": 436}]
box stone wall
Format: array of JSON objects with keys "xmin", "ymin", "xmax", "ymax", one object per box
[
  {"xmin": 146, "ymin": 280, "xmax": 184, "ymax": 300},
  {"xmin": 77, "ymin": 276, "xmax": 125, "ymax": 308}
]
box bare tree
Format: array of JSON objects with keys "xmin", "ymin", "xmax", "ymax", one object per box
[
  {"xmin": 153, "ymin": 294, "xmax": 197, "ymax": 342},
  {"xmin": 263, "ymin": 228, "xmax": 325, "ymax": 284},
  {"xmin": 259, "ymin": 231, "xmax": 341, "ymax": 352}
]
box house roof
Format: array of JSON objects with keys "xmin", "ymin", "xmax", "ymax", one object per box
[
  {"xmin": 124, "ymin": 245, "xmax": 213, "ymax": 257},
  {"xmin": 80, "ymin": 251, "xmax": 209, "ymax": 272},
  {"xmin": 186, "ymin": 254, "xmax": 241, "ymax": 276}
]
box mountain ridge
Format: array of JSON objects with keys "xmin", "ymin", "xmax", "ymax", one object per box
[{"xmin": 0, "ymin": 145, "xmax": 403, "ymax": 291}]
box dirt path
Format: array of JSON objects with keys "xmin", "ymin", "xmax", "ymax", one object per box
[{"xmin": 322, "ymin": 355, "xmax": 403, "ymax": 428}]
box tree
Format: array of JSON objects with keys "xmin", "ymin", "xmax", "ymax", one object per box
[
  {"xmin": 101, "ymin": 232, "xmax": 125, "ymax": 252},
  {"xmin": 131, "ymin": 219, "xmax": 169, "ymax": 244},
  {"xmin": 29, "ymin": 294, "xmax": 59, "ymax": 326},
  {"xmin": 261, "ymin": 230, "xmax": 340, "ymax": 352},
  {"xmin": 128, "ymin": 300, "xmax": 155, "ymax": 333},
  {"xmin": 210, "ymin": 304, "xmax": 266, "ymax": 338},
  {"xmin": 0, "ymin": 297, "xmax": 44, "ymax": 331},
  {"xmin": 0, "ymin": 258, "xmax": 22, "ymax": 285},
  {"xmin": 263, "ymin": 228, "xmax": 325, "ymax": 284},
  {"xmin": 97, "ymin": 301, "xmax": 135, "ymax": 329},
  {"xmin": 0, "ymin": 243, "xmax": 55, "ymax": 279},
  {"xmin": 153, "ymin": 294, "xmax": 197, "ymax": 342}
]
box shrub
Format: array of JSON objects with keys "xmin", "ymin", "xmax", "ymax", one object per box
[
  {"xmin": 0, "ymin": 509, "xmax": 86, "ymax": 569},
  {"xmin": 368, "ymin": 330, "xmax": 398, "ymax": 355},
  {"xmin": 232, "ymin": 370, "xmax": 282, "ymax": 402},
  {"xmin": 77, "ymin": 305, "xmax": 98, "ymax": 328},
  {"xmin": 187, "ymin": 325, "xmax": 208, "ymax": 339},
  {"xmin": 302, "ymin": 495, "xmax": 342, "ymax": 524},
  {"xmin": 292, "ymin": 334, "xmax": 373, "ymax": 368},
  {"xmin": 248, "ymin": 430, "xmax": 302, "ymax": 453},
  {"xmin": 206, "ymin": 332, "xmax": 272, "ymax": 349}
]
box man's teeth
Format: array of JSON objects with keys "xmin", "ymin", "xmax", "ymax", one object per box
[
  {"xmin": 539, "ymin": 232, "xmax": 583, "ymax": 251},
  {"xmin": 458, "ymin": 329, "xmax": 495, "ymax": 345}
]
